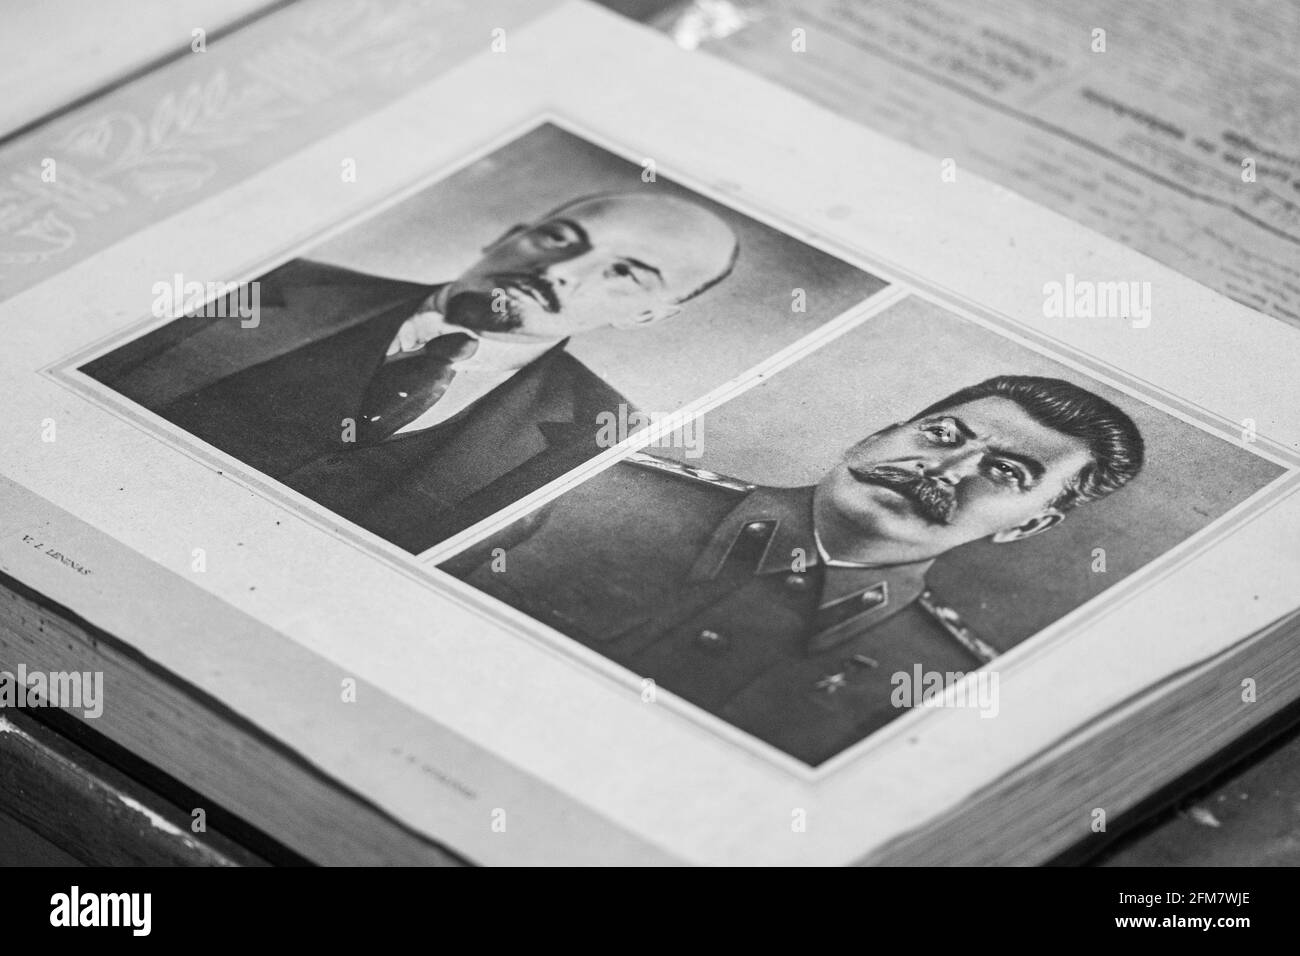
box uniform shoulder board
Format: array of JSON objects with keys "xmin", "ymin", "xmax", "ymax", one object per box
[
  {"xmin": 918, "ymin": 589, "xmax": 999, "ymax": 664},
  {"xmin": 624, "ymin": 451, "xmax": 755, "ymax": 493}
]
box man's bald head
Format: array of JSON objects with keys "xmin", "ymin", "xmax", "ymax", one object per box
[
  {"xmin": 440, "ymin": 191, "xmax": 739, "ymax": 340},
  {"xmin": 542, "ymin": 193, "xmax": 739, "ymax": 304}
]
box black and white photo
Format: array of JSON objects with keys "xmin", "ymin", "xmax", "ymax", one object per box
[{"xmin": 442, "ymin": 297, "xmax": 1283, "ymax": 765}]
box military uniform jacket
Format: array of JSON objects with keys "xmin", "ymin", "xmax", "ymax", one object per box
[{"xmin": 446, "ymin": 454, "xmax": 998, "ymax": 766}]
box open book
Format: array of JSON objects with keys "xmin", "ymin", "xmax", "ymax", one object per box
[{"xmin": 2, "ymin": 1, "xmax": 1298, "ymax": 865}]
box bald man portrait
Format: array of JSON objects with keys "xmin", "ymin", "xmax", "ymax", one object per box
[
  {"xmin": 84, "ymin": 192, "xmax": 740, "ymax": 553},
  {"xmin": 443, "ymin": 375, "xmax": 1145, "ymax": 765}
]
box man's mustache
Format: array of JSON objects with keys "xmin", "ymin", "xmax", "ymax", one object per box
[
  {"xmin": 443, "ymin": 289, "xmax": 523, "ymax": 333},
  {"xmin": 849, "ymin": 465, "xmax": 956, "ymax": 525},
  {"xmin": 494, "ymin": 272, "xmax": 560, "ymax": 313}
]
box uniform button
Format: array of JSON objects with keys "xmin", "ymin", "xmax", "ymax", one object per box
[
  {"xmin": 814, "ymin": 672, "xmax": 848, "ymax": 693},
  {"xmin": 783, "ymin": 573, "xmax": 809, "ymax": 591},
  {"xmin": 860, "ymin": 588, "xmax": 885, "ymax": 606},
  {"xmin": 744, "ymin": 521, "xmax": 768, "ymax": 535},
  {"xmin": 694, "ymin": 629, "xmax": 728, "ymax": 652}
]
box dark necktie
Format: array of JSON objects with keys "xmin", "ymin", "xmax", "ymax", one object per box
[{"xmin": 356, "ymin": 331, "xmax": 479, "ymax": 444}]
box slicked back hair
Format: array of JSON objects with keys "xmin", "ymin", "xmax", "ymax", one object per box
[{"xmin": 913, "ymin": 375, "xmax": 1145, "ymax": 512}]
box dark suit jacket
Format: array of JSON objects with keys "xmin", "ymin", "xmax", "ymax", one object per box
[
  {"xmin": 83, "ymin": 259, "xmax": 630, "ymax": 553},
  {"xmin": 443, "ymin": 455, "xmax": 992, "ymax": 767}
]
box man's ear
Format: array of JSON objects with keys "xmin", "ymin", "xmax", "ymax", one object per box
[
  {"xmin": 481, "ymin": 223, "xmax": 529, "ymax": 253},
  {"xmin": 611, "ymin": 304, "xmax": 681, "ymax": 329},
  {"xmin": 990, "ymin": 509, "xmax": 1064, "ymax": 544}
]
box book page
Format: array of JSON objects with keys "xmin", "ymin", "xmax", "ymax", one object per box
[
  {"xmin": 658, "ymin": 0, "xmax": 1300, "ymax": 327},
  {"xmin": 0, "ymin": 0, "xmax": 277, "ymax": 138}
]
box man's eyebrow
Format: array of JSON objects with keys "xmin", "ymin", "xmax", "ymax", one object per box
[
  {"xmin": 550, "ymin": 218, "xmax": 589, "ymax": 245},
  {"xmin": 928, "ymin": 414, "xmax": 1047, "ymax": 481},
  {"xmin": 987, "ymin": 447, "xmax": 1046, "ymax": 481},
  {"xmin": 622, "ymin": 256, "xmax": 664, "ymax": 284},
  {"xmin": 939, "ymin": 414, "xmax": 978, "ymax": 441}
]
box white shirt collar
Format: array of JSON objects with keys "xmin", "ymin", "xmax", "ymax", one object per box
[{"xmin": 401, "ymin": 307, "xmax": 556, "ymax": 373}]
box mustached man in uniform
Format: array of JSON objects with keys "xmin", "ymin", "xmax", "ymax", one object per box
[
  {"xmin": 443, "ymin": 375, "xmax": 1145, "ymax": 765},
  {"xmin": 84, "ymin": 192, "xmax": 739, "ymax": 553}
]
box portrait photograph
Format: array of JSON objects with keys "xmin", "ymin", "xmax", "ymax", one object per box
[
  {"xmin": 71, "ymin": 120, "xmax": 887, "ymax": 556},
  {"xmin": 440, "ymin": 295, "xmax": 1285, "ymax": 768}
]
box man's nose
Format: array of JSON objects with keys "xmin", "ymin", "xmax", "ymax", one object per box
[{"xmin": 919, "ymin": 448, "xmax": 982, "ymax": 485}]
